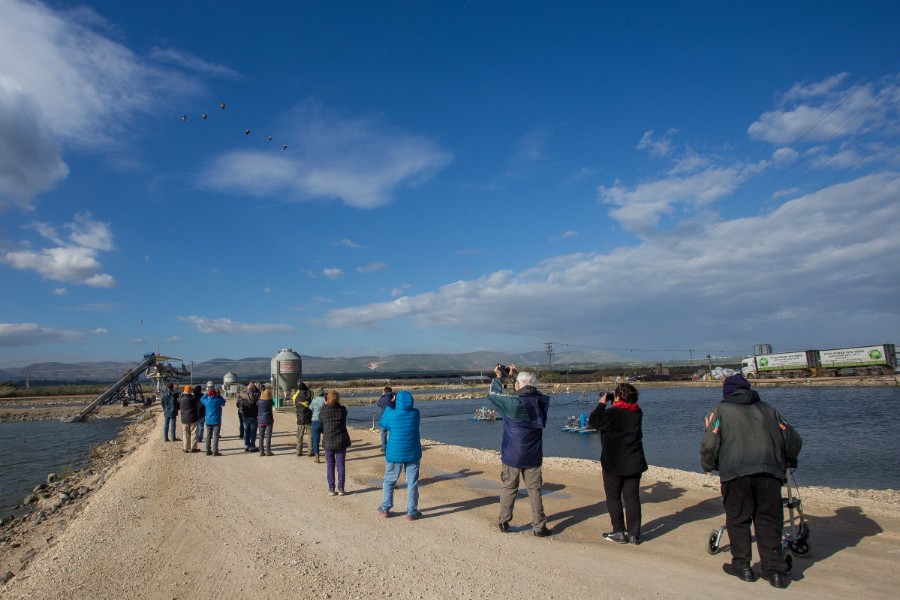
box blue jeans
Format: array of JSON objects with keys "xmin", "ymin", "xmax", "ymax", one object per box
[
  {"xmin": 243, "ymin": 417, "xmax": 258, "ymax": 450},
  {"xmin": 380, "ymin": 461, "xmax": 420, "ymax": 516},
  {"xmin": 163, "ymin": 416, "xmax": 177, "ymax": 441},
  {"xmin": 197, "ymin": 420, "xmax": 205, "ymax": 442},
  {"xmin": 311, "ymin": 421, "xmax": 323, "ymax": 455},
  {"xmin": 380, "ymin": 428, "xmax": 388, "ymax": 451}
]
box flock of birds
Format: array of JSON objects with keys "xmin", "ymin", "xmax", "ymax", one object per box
[{"xmin": 180, "ymin": 102, "xmax": 289, "ymax": 150}]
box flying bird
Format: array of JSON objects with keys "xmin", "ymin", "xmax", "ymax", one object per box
[
  {"xmin": 283, "ymin": 144, "xmax": 288, "ymax": 150},
  {"xmin": 201, "ymin": 113, "xmax": 208, "ymax": 119},
  {"xmin": 220, "ymin": 102, "xmax": 227, "ymax": 110},
  {"xmin": 244, "ymin": 129, "xmax": 251, "ymax": 135},
  {"xmin": 267, "ymin": 135, "xmax": 273, "ymax": 141},
  {"xmin": 181, "ymin": 115, "xmax": 187, "ymax": 121}
]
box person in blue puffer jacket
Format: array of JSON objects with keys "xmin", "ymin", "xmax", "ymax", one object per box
[{"xmin": 377, "ymin": 390, "xmax": 423, "ymax": 520}]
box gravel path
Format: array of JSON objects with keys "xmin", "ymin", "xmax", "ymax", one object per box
[{"xmin": 2, "ymin": 406, "xmax": 898, "ymax": 599}]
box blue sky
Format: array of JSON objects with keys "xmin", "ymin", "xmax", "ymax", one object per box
[{"xmin": 2, "ymin": 0, "xmax": 899, "ymax": 368}]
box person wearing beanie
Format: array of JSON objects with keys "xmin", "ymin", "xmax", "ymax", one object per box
[
  {"xmin": 701, "ymin": 373, "xmax": 803, "ymax": 589},
  {"xmin": 257, "ymin": 386, "xmax": 275, "ymax": 456},
  {"xmin": 160, "ymin": 382, "xmax": 180, "ymax": 442},
  {"xmin": 177, "ymin": 384, "xmax": 201, "ymax": 453},
  {"xmin": 308, "ymin": 388, "xmax": 327, "ymax": 462}
]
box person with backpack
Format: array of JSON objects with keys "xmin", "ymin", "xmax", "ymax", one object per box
[
  {"xmin": 238, "ymin": 382, "xmax": 261, "ymax": 452},
  {"xmin": 160, "ymin": 383, "xmax": 179, "ymax": 442}
]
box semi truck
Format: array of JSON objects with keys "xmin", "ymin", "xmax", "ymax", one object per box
[{"xmin": 741, "ymin": 344, "xmax": 896, "ymax": 378}]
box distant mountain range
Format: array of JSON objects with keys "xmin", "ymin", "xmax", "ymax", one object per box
[{"xmin": 1, "ymin": 349, "xmax": 636, "ymax": 384}]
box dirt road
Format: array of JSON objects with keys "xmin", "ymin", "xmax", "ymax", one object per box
[{"xmin": 2, "ymin": 406, "xmax": 898, "ymax": 599}]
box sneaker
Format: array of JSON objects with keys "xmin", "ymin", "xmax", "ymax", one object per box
[
  {"xmin": 328, "ymin": 490, "xmax": 337, "ymax": 497},
  {"xmin": 378, "ymin": 509, "xmax": 390, "ymax": 518},
  {"xmin": 213, "ymin": 452, "xmax": 223, "ymax": 456},
  {"xmin": 498, "ymin": 521, "xmax": 511, "ymax": 533},
  {"xmin": 533, "ymin": 526, "xmax": 552, "ymax": 537},
  {"xmin": 249, "ymin": 447, "xmax": 260, "ymax": 453},
  {"xmin": 602, "ymin": 531, "xmax": 628, "ymax": 544},
  {"xmin": 337, "ymin": 489, "xmax": 346, "ymax": 496},
  {"xmin": 206, "ymin": 450, "xmax": 212, "ymax": 456},
  {"xmin": 314, "ymin": 456, "xmax": 321, "ymax": 463},
  {"xmin": 406, "ymin": 512, "xmax": 423, "ymax": 521},
  {"xmin": 266, "ymin": 451, "xmax": 274, "ymax": 456}
]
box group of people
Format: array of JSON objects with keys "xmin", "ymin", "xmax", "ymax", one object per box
[
  {"xmin": 487, "ymin": 364, "xmax": 802, "ymax": 590},
  {"xmin": 159, "ymin": 366, "xmax": 802, "ymax": 588},
  {"xmin": 158, "ymin": 382, "xmax": 226, "ymax": 455}
]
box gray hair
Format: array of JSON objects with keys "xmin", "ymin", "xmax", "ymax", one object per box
[{"xmin": 516, "ymin": 371, "xmax": 537, "ymax": 387}]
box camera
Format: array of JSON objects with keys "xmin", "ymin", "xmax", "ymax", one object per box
[{"xmin": 496, "ymin": 364, "xmax": 513, "ymax": 377}]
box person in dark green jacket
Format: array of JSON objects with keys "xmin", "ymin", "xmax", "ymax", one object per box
[{"xmin": 701, "ymin": 374, "xmax": 802, "ymax": 589}]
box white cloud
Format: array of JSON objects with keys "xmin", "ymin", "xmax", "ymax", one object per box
[
  {"xmin": 263, "ymin": 287, "xmax": 271, "ymax": 294},
  {"xmin": 299, "ymin": 268, "xmax": 317, "ymax": 278},
  {"xmin": 147, "ymin": 46, "xmax": 240, "ymax": 79},
  {"xmin": 91, "ymin": 328, "xmax": 107, "ymax": 334},
  {"xmin": 0, "ymin": 322, "xmax": 82, "ymax": 347},
  {"xmin": 166, "ymin": 335, "xmax": 182, "ymax": 342},
  {"xmin": 52, "ymin": 287, "xmax": 68, "ymax": 296},
  {"xmin": 334, "ymin": 239, "xmax": 365, "ymax": 249},
  {"xmin": 747, "ymin": 73, "xmax": 899, "ymax": 146},
  {"xmin": 2, "ymin": 212, "xmax": 116, "ymax": 287},
  {"xmin": 636, "ymin": 129, "xmax": 678, "ymax": 158},
  {"xmin": 324, "ymin": 172, "xmax": 900, "ymax": 350},
  {"xmin": 0, "ymin": 0, "xmax": 209, "ymax": 209},
  {"xmin": 129, "ymin": 337, "xmax": 146, "ymax": 344},
  {"xmin": 324, "ymin": 268, "xmax": 344, "ymax": 280},
  {"xmin": 562, "ymin": 230, "xmax": 578, "ymax": 239},
  {"xmin": 177, "ymin": 316, "xmax": 294, "ymax": 334},
  {"xmin": 198, "ymin": 100, "xmax": 453, "ymax": 208},
  {"xmin": 357, "ymin": 261, "xmax": 388, "ymax": 274},
  {"xmin": 390, "ymin": 284, "xmax": 411, "ymax": 297}
]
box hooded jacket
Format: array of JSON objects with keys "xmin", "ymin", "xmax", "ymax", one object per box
[
  {"xmin": 379, "ymin": 390, "xmax": 421, "ymax": 464},
  {"xmin": 257, "ymin": 393, "xmax": 275, "ymax": 426},
  {"xmin": 487, "ymin": 377, "xmax": 550, "ymax": 468},
  {"xmin": 201, "ymin": 392, "xmax": 226, "ymax": 426},
  {"xmin": 295, "ymin": 387, "xmax": 312, "ymax": 425},
  {"xmin": 700, "ymin": 388, "xmax": 802, "ymax": 483},
  {"xmin": 310, "ymin": 393, "xmax": 326, "ymax": 421},
  {"xmin": 238, "ymin": 386, "xmax": 260, "ymax": 418}
]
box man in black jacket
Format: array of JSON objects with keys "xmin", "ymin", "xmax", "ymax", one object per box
[
  {"xmin": 701, "ymin": 374, "xmax": 802, "ymax": 589},
  {"xmin": 177, "ymin": 385, "xmax": 200, "ymax": 453}
]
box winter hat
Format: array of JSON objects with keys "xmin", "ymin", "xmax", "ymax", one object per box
[
  {"xmin": 315, "ymin": 388, "xmax": 325, "ymax": 398},
  {"xmin": 166, "ymin": 383, "xmax": 174, "ymax": 390},
  {"xmin": 247, "ymin": 382, "xmax": 257, "ymax": 391},
  {"xmin": 723, "ymin": 373, "xmax": 751, "ymax": 398},
  {"xmin": 183, "ymin": 385, "xmax": 192, "ymax": 393},
  {"xmin": 193, "ymin": 385, "xmax": 202, "ymax": 394}
]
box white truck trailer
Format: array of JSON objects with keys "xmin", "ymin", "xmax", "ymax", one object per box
[{"xmin": 742, "ymin": 344, "xmax": 896, "ymax": 378}]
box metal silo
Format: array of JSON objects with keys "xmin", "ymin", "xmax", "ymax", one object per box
[{"xmin": 271, "ymin": 348, "xmax": 302, "ymax": 406}]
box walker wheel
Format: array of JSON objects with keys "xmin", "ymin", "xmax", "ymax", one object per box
[
  {"xmin": 789, "ymin": 539, "xmax": 811, "ymax": 557},
  {"xmin": 705, "ymin": 530, "xmax": 720, "ymax": 555}
]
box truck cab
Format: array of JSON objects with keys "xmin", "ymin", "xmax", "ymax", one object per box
[{"xmin": 741, "ymin": 357, "xmax": 757, "ymax": 378}]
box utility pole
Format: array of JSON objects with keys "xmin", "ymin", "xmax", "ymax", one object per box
[
  {"xmin": 545, "ymin": 342, "xmax": 555, "ymax": 369},
  {"xmin": 707, "ymin": 354, "xmax": 713, "ymax": 377},
  {"xmin": 25, "ymin": 370, "xmax": 30, "ymax": 389}
]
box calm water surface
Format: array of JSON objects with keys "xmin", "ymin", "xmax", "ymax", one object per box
[
  {"xmin": 0, "ymin": 419, "xmax": 124, "ymax": 516},
  {"xmin": 348, "ymin": 386, "xmax": 900, "ymax": 490}
]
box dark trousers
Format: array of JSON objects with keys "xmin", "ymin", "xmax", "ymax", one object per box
[
  {"xmin": 325, "ymin": 449, "xmax": 346, "ymax": 491},
  {"xmin": 722, "ymin": 474, "xmax": 787, "ymax": 575},
  {"xmin": 602, "ymin": 471, "xmax": 642, "ymax": 538},
  {"xmin": 237, "ymin": 409, "xmax": 245, "ymax": 438}
]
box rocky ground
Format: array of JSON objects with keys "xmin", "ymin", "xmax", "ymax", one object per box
[{"xmin": 1, "ymin": 399, "xmax": 898, "ymax": 599}]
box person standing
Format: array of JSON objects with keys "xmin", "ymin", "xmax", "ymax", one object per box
[
  {"xmin": 701, "ymin": 373, "xmax": 802, "ymax": 589},
  {"xmin": 309, "ymin": 388, "xmax": 326, "ymax": 462},
  {"xmin": 487, "ymin": 364, "xmax": 552, "ymax": 537},
  {"xmin": 257, "ymin": 385, "xmax": 275, "ymax": 456},
  {"xmin": 378, "ymin": 390, "xmax": 422, "ymax": 520},
  {"xmin": 376, "ymin": 386, "xmax": 395, "ymax": 453},
  {"xmin": 193, "ymin": 385, "xmax": 205, "ymax": 443},
  {"xmin": 293, "ymin": 382, "xmax": 313, "ymax": 456},
  {"xmin": 239, "ymin": 383, "xmax": 261, "ymax": 452},
  {"xmin": 320, "ymin": 390, "xmax": 351, "ymax": 496},
  {"xmin": 587, "ymin": 383, "xmax": 647, "ymax": 545},
  {"xmin": 201, "ymin": 388, "xmax": 226, "ymax": 456},
  {"xmin": 160, "ymin": 383, "xmax": 180, "ymax": 442},
  {"xmin": 177, "ymin": 384, "xmax": 200, "ymax": 453}
]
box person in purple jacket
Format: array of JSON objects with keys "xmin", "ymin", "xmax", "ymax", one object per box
[{"xmin": 487, "ymin": 364, "xmax": 552, "ymax": 537}]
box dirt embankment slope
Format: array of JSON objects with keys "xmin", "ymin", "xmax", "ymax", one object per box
[{"xmin": 1, "ymin": 406, "xmax": 898, "ymax": 599}]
